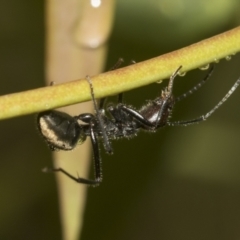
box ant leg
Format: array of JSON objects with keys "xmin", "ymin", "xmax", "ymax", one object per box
[
  {"xmin": 118, "ymin": 104, "xmax": 157, "ymax": 129},
  {"xmin": 174, "ymin": 65, "xmax": 214, "ymax": 103},
  {"xmin": 99, "ymin": 92, "xmax": 123, "ymax": 109},
  {"xmin": 168, "ymin": 76, "xmax": 240, "ymax": 126},
  {"xmin": 86, "ymin": 75, "xmax": 113, "ymax": 154},
  {"xmin": 89, "ymin": 121, "xmax": 102, "ymax": 183},
  {"xmin": 117, "ymin": 93, "xmax": 124, "ymax": 103},
  {"xmin": 42, "ymin": 167, "xmax": 100, "ymax": 185},
  {"xmin": 102, "ymin": 92, "xmax": 123, "ymax": 110},
  {"xmin": 99, "ymin": 98, "xmax": 106, "ymax": 109}
]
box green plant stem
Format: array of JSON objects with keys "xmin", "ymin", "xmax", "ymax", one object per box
[{"xmin": 0, "ymin": 26, "xmax": 240, "ymax": 120}]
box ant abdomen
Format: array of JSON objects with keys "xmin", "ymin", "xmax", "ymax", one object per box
[{"xmin": 38, "ymin": 110, "xmax": 85, "ymax": 151}]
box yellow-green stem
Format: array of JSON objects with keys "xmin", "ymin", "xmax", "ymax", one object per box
[{"xmin": 0, "ymin": 26, "xmax": 239, "ymax": 120}]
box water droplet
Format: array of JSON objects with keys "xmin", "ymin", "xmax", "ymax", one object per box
[
  {"xmin": 178, "ymin": 71, "xmax": 186, "ymax": 77},
  {"xmin": 156, "ymin": 80, "xmax": 163, "ymax": 84},
  {"xmin": 225, "ymin": 55, "xmax": 232, "ymax": 61},
  {"xmin": 199, "ymin": 64, "xmax": 210, "ymax": 70}
]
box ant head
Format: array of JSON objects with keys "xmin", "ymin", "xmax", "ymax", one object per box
[{"xmin": 37, "ymin": 110, "xmax": 86, "ymax": 151}]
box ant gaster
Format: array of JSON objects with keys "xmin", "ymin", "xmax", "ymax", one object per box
[{"xmin": 37, "ymin": 61, "xmax": 240, "ymax": 186}]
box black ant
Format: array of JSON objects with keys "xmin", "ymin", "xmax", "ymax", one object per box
[{"xmin": 37, "ymin": 62, "xmax": 240, "ymax": 186}]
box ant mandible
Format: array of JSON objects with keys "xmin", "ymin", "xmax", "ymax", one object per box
[{"xmin": 37, "ymin": 61, "xmax": 240, "ymax": 186}]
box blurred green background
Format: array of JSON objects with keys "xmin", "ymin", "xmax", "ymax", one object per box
[{"xmin": 1, "ymin": 0, "xmax": 240, "ymax": 239}]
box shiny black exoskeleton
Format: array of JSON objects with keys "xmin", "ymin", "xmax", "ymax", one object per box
[{"xmin": 37, "ymin": 64, "xmax": 240, "ymax": 186}]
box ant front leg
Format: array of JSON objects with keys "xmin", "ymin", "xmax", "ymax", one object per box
[{"xmin": 168, "ymin": 76, "xmax": 240, "ymax": 127}]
